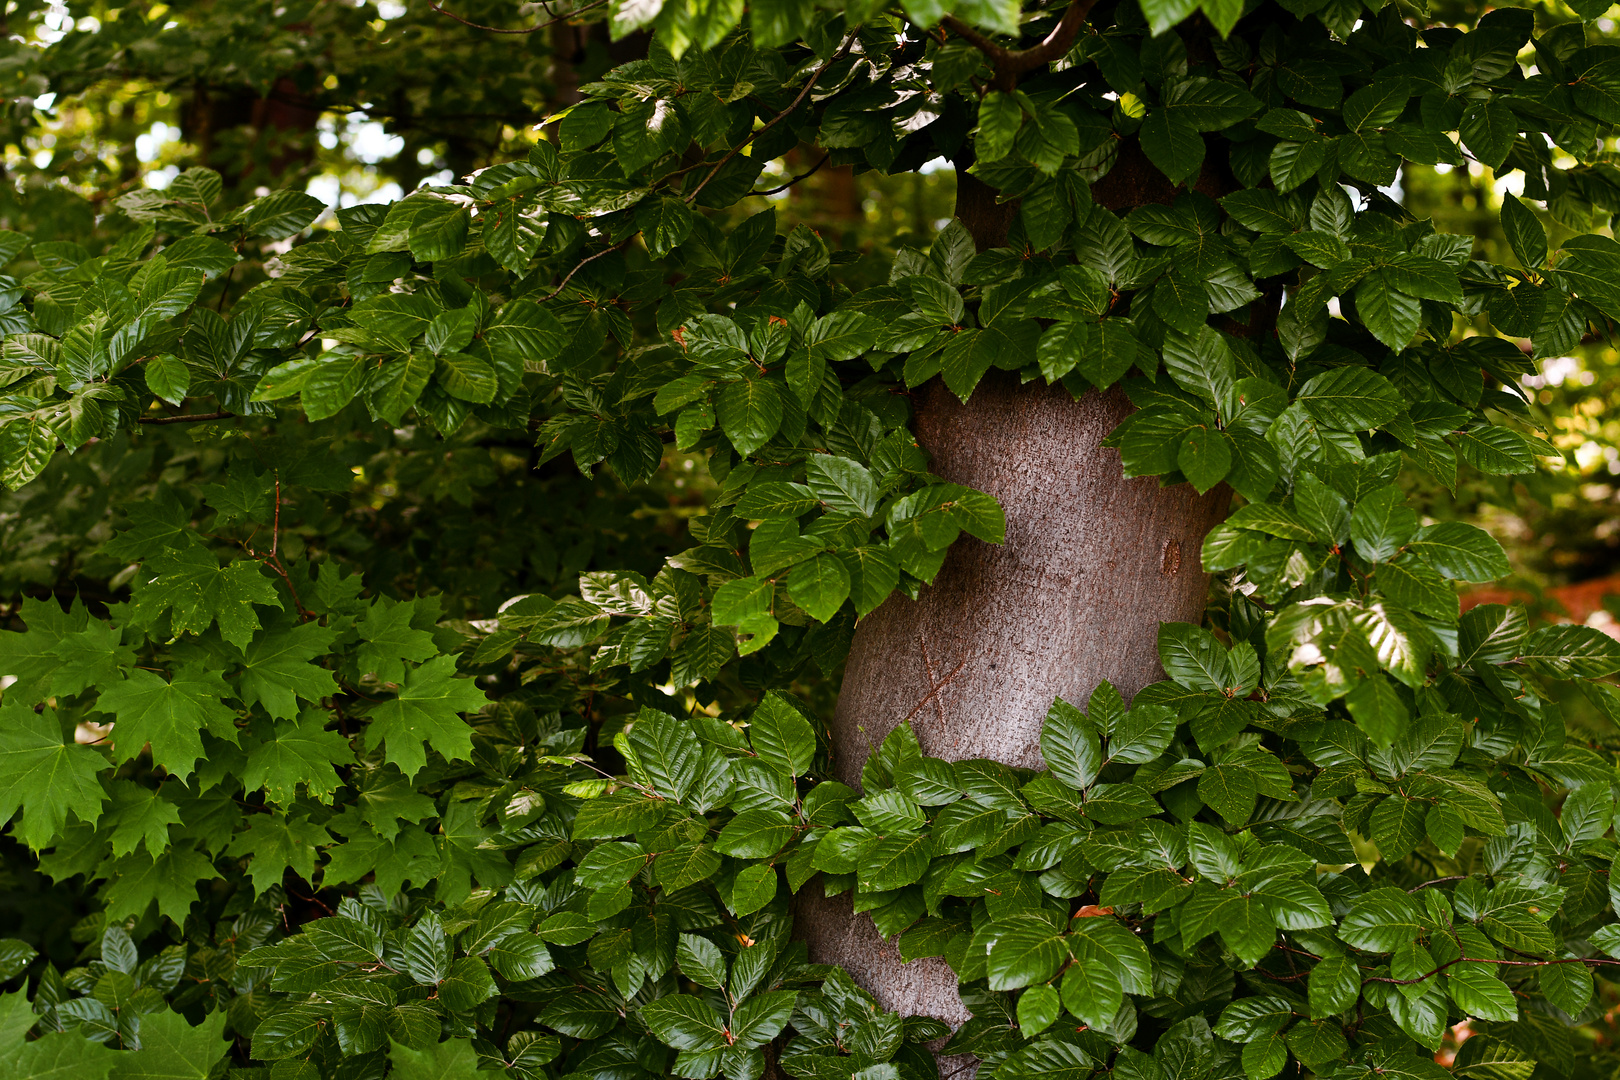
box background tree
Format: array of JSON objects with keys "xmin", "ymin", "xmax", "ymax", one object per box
[{"xmin": 2, "ymin": 1, "xmax": 1620, "ymax": 1079}]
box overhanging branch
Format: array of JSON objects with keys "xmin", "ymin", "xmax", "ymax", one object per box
[{"xmin": 943, "ymin": 0, "xmax": 1098, "ymax": 91}]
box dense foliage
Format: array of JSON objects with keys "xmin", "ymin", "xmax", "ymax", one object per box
[{"xmin": 7, "ymin": 0, "xmax": 1620, "ymax": 1078}]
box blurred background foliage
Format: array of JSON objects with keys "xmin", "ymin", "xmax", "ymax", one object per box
[{"xmin": 13, "ymin": 0, "xmax": 1620, "ymax": 1031}]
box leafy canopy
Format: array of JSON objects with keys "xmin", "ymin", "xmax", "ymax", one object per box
[{"xmin": 2, "ymin": 0, "xmax": 1620, "ymax": 1077}]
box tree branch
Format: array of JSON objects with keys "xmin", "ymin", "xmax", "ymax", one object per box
[
  {"xmin": 943, "ymin": 0, "xmax": 1098, "ymax": 91},
  {"xmin": 533, "ymin": 238, "xmax": 634, "ymax": 304},
  {"xmin": 138, "ymin": 411, "xmax": 235, "ymax": 426},
  {"xmin": 685, "ymin": 30, "xmax": 861, "ymax": 205},
  {"xmin": 426, "ymin": 0, "xmax": 608, "ymax": 34},
  {"xmin": 747, "ymin": 154, "xmax": 832, "ymax": 197}
]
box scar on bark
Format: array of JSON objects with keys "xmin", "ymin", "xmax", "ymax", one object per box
[{"xmin": 906, "ymin": 627, "xmax": 968, "ymax": 729}]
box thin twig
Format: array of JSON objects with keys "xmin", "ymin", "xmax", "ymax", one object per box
[
  {"xmin": 1365, "ymin": 953, "xmax": 1620, "ymax": 987},
  {"xmin": 747, "ymin": 154, "xmax": 832, "ymax": 196},
  {"xmin": 685, "ymin": 29, "xmax": 861, "ymax": 205},
  {"xmin": 533, "ymin": 237, "xmax": 635, "ymax": 304},
  {"xmin": 138, "ymin": 411, "xmax": 235, "ymax": 425},
  {"xmin": 426, "ymin": 0, "xmax": 608, "ymax": 33}
]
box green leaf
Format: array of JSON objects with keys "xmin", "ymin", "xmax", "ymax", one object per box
[
  {"xmin": 1158, "ymin": 622, "xmax": 1231, "ymax": 692},
  {"xmin": 863, "ymin": 832, "xmax": 934, "ymax": 890},
  {"xmin": 1295, "ymin": 366, "xmax": 1404, "ymax": 430},
  {"xmin": 95, "ymin": 666, "xmax": 238, "ymax": 782},
  {"xmin": 101, "ymin": 780, "xmax": 181, "ymax": 857},
  {"xmin": 356, "ymin": 599, "xmax": 440, "ymax": 683},
  {"xmin": 368, "ymin": 351, "xmax": 436, "ymax": 425},
  {"xmin": 715, "ymin": 808, "xmax": 794, "ymax": 858},
  {"xmin": 435, "ymin": 353, "xmax": 498, "ymax": 404},
  {"xmin": 389, "ymin": 1037, "xmax": 483, "ymax": 1080},
  {"xmin": 677, "ymin": 934, "xmax": 727, "ymax": 988},
  {"xmin": 242, "ymin": 710, "xmax": 352, "ymax": 804},
  {"xmin": 0, "ymin": 702, "xmax": 107, "ymax": 849},
  {"xmin": 224, "ymin": 811, "xmax": 328, "ymax": 894},
  {"xmin": 1515, "ymin": 625, "xmax": 1620, "ymax": 678},
  {"xmin": 1407, "ymin": 522, "xmax": 1509, "ymax": 582},
  {"xmin": 717, "ymin": 378, "xmax": 784, "ymax": 456},
  {"xmin": 749, "ymin": 693, "xmax": 816, "ymax": 777},
  {"xmin": 239, "ymin": 190, "xmax": 326, "ymax": 240},
  {"xmin": 1500, "ymin": 195, "xmax": 1547, "ymax": 268},
  {"xmin": 1178, "ymin": 427, "xmax": 1232, "ymax": 494},
  {"xmin": 1338, "ymin": 887, "xmax": 1423, "ymax": 952},
  {"xmin": 0, "ymin": 990, "xmax": 116, "ymax": 1079},
  {"xmin": 1060, "ymin": 947, "xmax": 1123, "ymax": 1028},
  {"xmin": 1354, "ymin": 270, "xmax": 1423, "ymax": 351},
  {"xmin": 362, "ymin": 655, "xmax": 490, "ymax": 778},
  {"xmin": 1536, "ymin": 959, "xmax": 1593, "ymax": 1016},
  {"xmin": 102, "ymin": 844, "xmax": 221, "ymax": 925},
  {"xmin": 1459, "ymin": 100, "xmax": 1516, "ymax": 170},
  {"xmin": 144, "ymin": 354, "xmax": 190, "ymax": 407},
  {"xmin": 131, "ymin": 547, "xmax": 281, "ymax": 649},
  {"xmin": 1309, "ymin": 955, "xmax": 1361, "ymax": 1018},
  {"xmin": 1350, "ymin": 486, "xmax": 1418, "ymax": 562},
  {"xmin": 976, "ymin": 92, "xmax": 1024, "ymax": 163},
  {"xmin": 1040, "ymin": 698, "xmax": 1101, "ymax": 790},
  {"xmin": 643, "ymin": 995, "xmax": 730, "ymax": 1052},
  {"xmin": 237, "ymin": 622, "xmax": 338, "ymax": 719},
  {"xmin": 732, "ymin": 989, "xmax": 797, "ymax": 1048},
  {"xmin": 788, "ymin": 553, "xmax": 851, "ymax": 622},
  {"xmin": 987, "ymin": 914, "xmax": 1069, "ymax": 991},
  {"xmin": 1017, "ymin": 984, "xmax": 1060, "ymax": 1036},
  {"xmin": 805, "ymin": 454, "xmax": 879, "ymax": 516},
  {"xmin": 1242, "ymin": 1033, "xmax": 1288, "ymax": 1080}
]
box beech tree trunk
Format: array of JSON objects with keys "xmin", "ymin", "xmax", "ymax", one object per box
[
  {"xmin": 794, "ymin": 153, "xmax": 1232, "ymax": 1039},
  {"xmin": 795, "ymin": 375, "xmax": 1228, "ymax": 1023}
]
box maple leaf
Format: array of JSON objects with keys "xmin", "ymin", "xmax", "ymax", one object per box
[
  {"xmin": 200, "ymin": 462, "xmax": 274, "ymax": 526},
  {"xmin": 130, "ymin": 546, "xmax": 281, "ymax": 648},
  {"xmin": 95, "ymin": 664, "xmax": 239, "ymax": 781},
  {"xmin": 37, "ymin": 822, "xmax": 107, "ymax": 883},
  {"xmin": 169, "ymin": 787, "xmax": 244, "ymax": 855},
  {"xmin": 0, "ymin": 702, "xmax": 107, "ymax": 849},
  {"xmin": 355, "ymin": 598, "xmax": 438, "ymax": 683},
  {"xmin": 225, "ymin": 811, "xmax": 329, "ymax": 894},
  {"xmin": 0, "ymin": 990, "xmax": 116, "ymax": 1080},
  {"xmin": 102, "ymin": 779, "xmax": 183, "ymax": 857},
  {"xmin": 437, "ymin": 800, "xmax": 513, "ymax": 905},
  {"xmin": 100, "ymin": 488, "xmax": 194, "ymax": 562},
  {"xmin": 322, "ymin": 809, "xmax": 438, "ymax": 896},
  {"xmin": 101, "ymin": 844, "xmax": 221, "ymax": 924},
  {"xmin": 361, "ymin": 655, "xmax": 488, "ymax": 778},
  {"xmin": 236, "ymin": 621, "xmax": 337, "ymax": 719},
  {"xmin": 313, "ymin": 560, "xmax": 368, "ymax": 616},
  {"xmin": 242, "ymin": 709, "xmax": 352, "ymax": 804},
  {"xmin": 390, "ymin": 1036, "xmax": 483, "ymax": 1080},
  {"xmin": 106, "ymin": 1007, "xmax": 229, "ymax": 1080},
  {"xmin": 0, "ymin": 596, "xmax": 89, "ymax": 705},
  {"xmin": 355, "ymin": 765, "xmax": 437, "ymax": 840},
  {"xmin": 48, "ymin": 619, "xmax": 135, "ymax": 698}
]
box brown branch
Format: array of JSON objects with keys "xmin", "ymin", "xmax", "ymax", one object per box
[
  {"xmin": 747, "ymin": 154, "xmax": 832, "ymax": 196},
  {"xmin": 1365, "ymin": 953, "xmax": 1620, "ymax": 987},
  {"xmin": 138, "ymin": 411, "xmax": 235, "ymax": 425},
  {"xmin": 533, "ymin": 238, "xmax": 635, "ymax": 304},
  {"xmin": 685, "ymin": 29, "xmax": 861, "ymax": 205},
  {"xmin": 943, "ymin": 0, "xmax": 1098, "ymax": 91},
  {"xmin": 426, "ymin": 0, "xmax": 608, "ymax": 33}
]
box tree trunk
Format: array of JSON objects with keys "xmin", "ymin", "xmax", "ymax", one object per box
[
  {"xmin": 795, "ymin": 111, "xmax": 1234, "ymax": 1051},
  {"xmin": 795, "ymin": 375, "xmax": 1228, "ymax": 1025}
]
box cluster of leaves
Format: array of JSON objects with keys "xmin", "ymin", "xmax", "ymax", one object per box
[{"xmin": 10, "ymin": 0, "xmax": 1620, "ymax": 1077}]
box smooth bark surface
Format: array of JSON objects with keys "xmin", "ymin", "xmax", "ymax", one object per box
[{"xmin": 795, "ymin": 371, "xmax": 1229, "ymax": 1026}]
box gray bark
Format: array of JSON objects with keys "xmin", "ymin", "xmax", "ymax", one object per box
[{"xmin": 794, "ymin": 371, "xmax": 1228, "ymax": 1027}]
